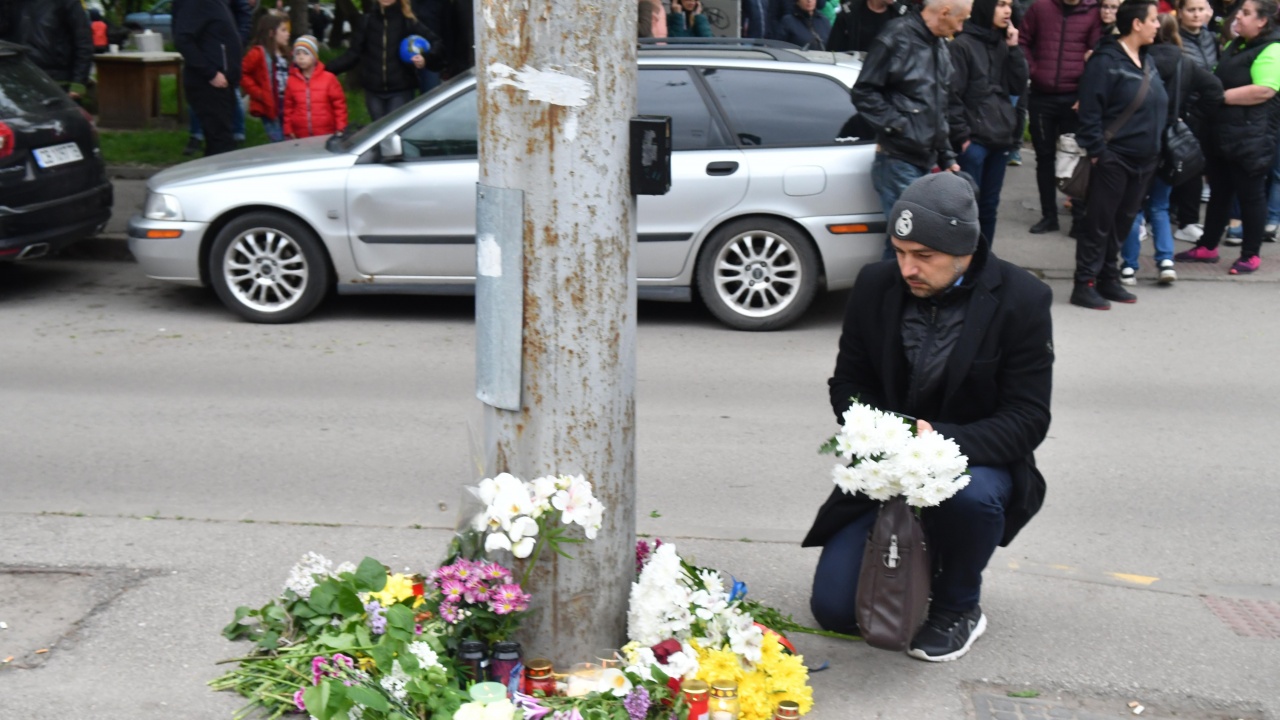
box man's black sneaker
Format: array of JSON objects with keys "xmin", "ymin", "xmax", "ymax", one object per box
[
  {"xmin": 1070, "ymin": 281, "xmax": 1110, "ymax": 310},
  {"xmin": 907, "ymin": 606, "xmax": 987, "ymax": 662},
  {"xmin": 1029, "ymin": 217, "xmax": 1060, "ymax": 234},
  {"xmin": 1098, "ymin": 280, "xmax": 1137, "ymax": 304}
]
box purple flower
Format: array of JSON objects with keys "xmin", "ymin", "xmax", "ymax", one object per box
[
  {"xmin": 552, "ymin": 710, "xmax": 584, "ymax": 720},
  {"xmin": 332, "ymin": 653, "xmax": 354, "ymax": 669},
  {"xmin": 464, "ymin": 584, "xmax": 492, "ymax": 604},
  {"xmin": 293, "ymin": 688, "xmax": 307, "ymax": 711},
  {"xmin": 440, "ymin": 578, "xmax": 467, "ymax": 602},
  {"xmin": 479, "ymin": 561, "xmax": 511, "ymax": 581},
  {"xmin": 512, "ymin": 692, "xmax": 553, "ymax": 720},
  {"xmin": 365, "ymin": 601, "xmax": 387, "ymax": 635},
  {"xmin": 623, "ymin": 687, "xmax": 651, "ymax": 720},
  {"xmin": 310, "ymin": 655, "xmax": 328, "ymax": 684},
  {"xmin": 440, "ymin": 603, "xmax": 460, "ymax": 624},
  {"xmin": 453, "ymin": 559, "xmax": 478, "ymax": 583}
]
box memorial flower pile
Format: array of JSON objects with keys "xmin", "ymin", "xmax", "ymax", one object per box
[
  {"xmin": 624, "ymin": 542, "xmax": 815, "ymax": 720},
  {"xmin": 422, "ymin": 557, "xmax": 531, "ymax": 648},
  {"xmin": 820, "ymin": 400, "xmax": 970, "ymax": 507}
]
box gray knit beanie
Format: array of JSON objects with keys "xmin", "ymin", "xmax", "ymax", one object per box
[{"xmin": 889, "ymin": 172, "xmax": 981, "ymax": 256}]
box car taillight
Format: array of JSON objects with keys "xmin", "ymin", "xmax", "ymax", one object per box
[
  {"xmin": 0, "ymin": 121, "xmax": 14, "ymax": 159},
  {"xmin": 79, "ymin": 108, "xmax": 99, "ymax": 143}
]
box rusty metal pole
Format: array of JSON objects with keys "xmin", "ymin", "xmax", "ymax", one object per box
[{"xmin": 473, "ymin": 1, "xmax": 637, "ymax": 660}]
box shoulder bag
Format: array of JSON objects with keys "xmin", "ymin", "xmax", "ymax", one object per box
[
  {"xmin": 1056, "ymin": 65, "xmax": 1152, "ymax": 199},
  {"xmin": 1158, "ymin": 58, "xmax": 1207, "ymax": 186},
  {"xmin": 854, "ymin": 496, "xmax": 934, "ymax": 651}
]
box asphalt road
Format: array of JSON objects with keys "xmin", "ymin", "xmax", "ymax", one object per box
[{"xmin": 1, "ymin": 171, "xmax": 1279, "ymax": 719}]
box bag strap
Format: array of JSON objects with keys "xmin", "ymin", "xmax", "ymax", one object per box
[
  {"xmin": 1104, "ymin": 62, "xmax": 1151, "ymax": 143},
  {"xmin": 1170, "ymin": 57, "xmax": 1185, "ymax": 125}
]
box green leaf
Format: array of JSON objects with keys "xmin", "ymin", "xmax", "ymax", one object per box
[
  {"xmin": 1007, "ymin": 690, "xmax": 1041, "ymax": 698},
  {"xmin": 335, "ymin": 586, "xmax": 366, "ymax": 617},
  {"xmin": 318, "ymin": 632, "xmax": 356, "ymax": 649},
  {"xmin": 368, "ymin": 642, "xmax": 395, "ymax": 672},
  {"xmin": 302, "ymin": 683, "xmax": 334, "ymax": 720},
  {"xmin": 309, "ymin": 583, "xmax": 338, "ymax": 615},
  {"xmin": 346, "ymin": 685, "xmax": 390, "ymax": 712},
  {"xmin": 256, "ymin": 630, "xmax": 280, "ymax": 650},
  {"xmin": 818, "ymin": 436, "xmax": 839, "ymax": 455},
  {"xmin": 649, "ymin": 509, "xmax": 662, "ymax": 518},
  {"xmin": 386, "ymin": 603, "xmax": 416, "ymax": 637},
  {"xmin": 355, "ymin": 557, "xmax": 388, "ymax": 592}
]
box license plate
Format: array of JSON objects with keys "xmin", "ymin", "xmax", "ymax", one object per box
[{"xmin": 33, "ymin": 142, "xmax": 84, "ymax": 169}]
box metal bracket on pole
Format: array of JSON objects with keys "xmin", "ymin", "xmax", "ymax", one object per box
[{"xmin": 475, "ymin": 183, "xmax": 525, "ymax": 412}]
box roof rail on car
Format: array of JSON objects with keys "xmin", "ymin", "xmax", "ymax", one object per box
[{"xmin": 637, "ymin": 37, "xmax": 810, "ymax": 61}]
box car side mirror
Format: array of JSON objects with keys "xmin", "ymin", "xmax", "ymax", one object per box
[{"xmin": 379, "ymin": 135, "xmax": 404, "ymax": 162}]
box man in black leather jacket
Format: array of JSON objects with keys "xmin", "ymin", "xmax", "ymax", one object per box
[
  {"xmin": 852, "ymin": 0, "xmax": 970, "ymax": 258},
  {"xmin": 173, "ymin": 0, "xmax": 243, "ymax": 156},
  {"xmin": 0, "ymin": 0, "xmax": 92, "ymax": 99},
  {"xmin": 806, "ymin": 172, "xmax": 1054, "ymax": 663}
]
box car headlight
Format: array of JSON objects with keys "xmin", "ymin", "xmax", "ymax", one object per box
[{"xmin": 143, "ymin": 192, "xmax": 183, "ymax": 221}]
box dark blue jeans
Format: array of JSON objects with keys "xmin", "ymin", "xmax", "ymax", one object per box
[
  {"xmin": 809, "ymin": 465, "xmax": 1013, "ymax": 633},
  {"xmin": 872, "ymin": 152, "xmax": 929, "ymax": 259},
  {"xmin": 958, "ymin": 142, "xmax": 1011, "ymax": 246}
]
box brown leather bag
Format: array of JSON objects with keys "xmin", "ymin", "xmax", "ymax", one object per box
[{"xmin": 855, "ymin": 497, "xmax": 933, "ymax": 651}]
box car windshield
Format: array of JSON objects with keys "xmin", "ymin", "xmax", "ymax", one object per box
[
  {"xmin": 0, "ymin": 55, "xmax": 72, "ymax": 116},
  {"xmin": 332, "ymin": 71, "xmax": 475, "ymax": 153}
]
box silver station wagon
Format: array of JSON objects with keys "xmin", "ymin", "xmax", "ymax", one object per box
[{"xmin": 129, "ymin": 43, "xmax": 884, "ymax": 330}]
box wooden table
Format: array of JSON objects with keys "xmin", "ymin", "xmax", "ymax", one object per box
[{"xmin": 94, "ymin": 51, "xmax": 185, "ymax": 129}]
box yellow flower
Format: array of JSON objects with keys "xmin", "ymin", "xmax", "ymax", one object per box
[
  {"xmin": 368, "ymin": 573, "xmax": 424, "ymax": 609},
  {"xmin": 695, "ymin": 634, "xmax": 812, "ymax": 720}
]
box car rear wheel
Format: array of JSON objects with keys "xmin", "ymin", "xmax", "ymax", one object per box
[
  {"xmin": 208, "ymin": 212, "xmax": 330, "ymax": 323},
  {"xmin": 695, "ymin": 218, "xmax": 820, "ymax": 331}
]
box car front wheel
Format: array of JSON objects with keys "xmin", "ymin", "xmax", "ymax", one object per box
[
  {"xmin": 695, "ymin": 218, "xmax": 820, "ymax": 331},
  {"xmin": 208, "ymin": 212, "xmax": 331, "ymax": 323}
]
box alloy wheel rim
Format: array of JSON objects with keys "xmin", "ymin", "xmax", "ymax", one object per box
[
  {"xmin": 223, "ymin": 227, "xmax": 309, "ymax": 313},
  {"xmin": 712, "ymin": 230, "xmax": 802, "ymax": 318}
]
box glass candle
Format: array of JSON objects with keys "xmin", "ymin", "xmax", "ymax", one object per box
[
  {"xmin": 596, "ymin": 648, "xmax": 622, "ymax": 669},
  {"xmin": 682, "ymin": 678, "xmax": 710, "ymax": 720},
  {"xmin": 469, "ymin": 682, "xmax": 508, "ymax": 705},
  {"xmin": 522, "ymin": 657, "xmax": 557, "ymax": 697},
  {"xmin": 709, "ymin": 679, "xmax": 740, "ymax": 720},
  {"xmin": 773, "ymin": 700, "xmax": 801, "ymax": 720},
  {"xmin": 565, "ymin": 662, "xmax": 602, "ymax": 698}
]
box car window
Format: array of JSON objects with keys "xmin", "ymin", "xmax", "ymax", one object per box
[
  {"xmin": 638, "ymin": 68, "xmax": 728, "ymax": 151},
  {"xmin": 399, "ymin": 89, "xmax": 477, "ymax": 160},
  {"xmin": 0, "ymin": 56, "xmax": 72, "ymax": 116},
  {"xmin": 698, "ymin": 68, "xmax": 858, "ymax": 148}
]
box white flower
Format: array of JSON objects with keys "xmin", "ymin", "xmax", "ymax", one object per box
[
  {"xmin": 482, "ymin": 700, "xmax": 516, "ymax": 720},
  {"xmin": 551, "ymin": 476, "xmax": 599, "ymax": 529},
  {"xmin": 598, "ymin": 667, "xmax": 633, "ymax": 696},
  {"xmin": 508, "ymin": 515, "xmax": 539, "ymax": 542},
  {"xmin": 874, "ymin": 412, "xmax": 912, "ymax": 454},
  {"xmin": 454, "ymin": 702, "xmax": 486, "ymax": 720},
  {"xmin": 284, "ymin": 552, "xmax": 333, "ymax": 599},
  {"xmin": 484, "ymin": 532, "xmax": 512, "ymax": 554},
  {"xmin": 833, "ymin": 463, "xmax": 864, "ymax": 496},
  {"xmin": 408, "ymin": 641, "xmax": 440, "ymax": 669},
  {"xmin": 726, "ymin": 611, "xmax": 764, "ymax": 665},
  {"xmin": 512, "ymin": 536, "xmax": 536, "ymax": 559},
  {"xmin": 378, "ymin": 660, "xmax": 409, "ymax": 701},
  {"xmin": 334, "ymin": 561, "xmax": 357, "ymax": 576},
  {"xmin": 530, "ymin": 475, "xmax": 560, "ymax": 515}
]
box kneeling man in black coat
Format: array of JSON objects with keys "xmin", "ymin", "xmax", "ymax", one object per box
[{"xmin": 804, "ymin": 171, "xmax": 1054, "ymax": 662}]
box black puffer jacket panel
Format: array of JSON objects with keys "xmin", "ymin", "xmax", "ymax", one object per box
[
  {"xmin": 1075, "ymin": 36, "xmax": 1168, "ymax": 160},
  {"xmin": 851, "ymin": 12, "xmax": 955, "ymax": 169},
  {"xmin": 1211, "ymin": 30, "xmax": 1280, "ymax": 174},
  {"xmin": 327, "ymin": 4, "xmax": 442, "ymax": 95}
]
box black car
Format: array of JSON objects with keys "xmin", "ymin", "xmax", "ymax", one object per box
[{"xmin": 0, "ymin": 41, "xmax": 112, "ymax": 261}]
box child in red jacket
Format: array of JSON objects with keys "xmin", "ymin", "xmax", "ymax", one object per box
[
  {"xmin": 284, "ymin": 35, "xmax": 348, "ymax": 139},
  {"xmin": 241, "ymin": 12, "xmax": 291, "ymax": 142}
]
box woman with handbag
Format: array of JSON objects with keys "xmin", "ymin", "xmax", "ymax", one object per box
[
  {"xmin": 1069, "ymin": 0, "xmax": 1167, "ymax": 310},
  {"xmin": 1175, "ymin": 0, "xmax": 1280, "ymax": 274},
  {"xmin": 1120, "ymin": 15, "xmax": 1223, "ymax": 285},
  {"xmin": 949, "ymin": 0, "xmax": 1029, "ymax": 245}
]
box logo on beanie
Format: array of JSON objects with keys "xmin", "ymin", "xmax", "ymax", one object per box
[{"xmin": 895, "ymin": 209, "xmax": 913, "ymax": 238}]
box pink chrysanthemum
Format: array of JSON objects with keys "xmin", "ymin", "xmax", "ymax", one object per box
[
  {"xmin": 480, "ymin": 562, "xmax": 511, "ymax": 581},
  {"xmin": 440, "ymin": 578, "xmax": 467, "ymax": 602},
  {"xmin": 489, "ymin": 597, "xmax": 517, "ymax": 615}
]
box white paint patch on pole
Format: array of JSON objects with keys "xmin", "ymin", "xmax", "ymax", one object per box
[
  {"xmin": 477, "ymin": 233, "xmax": 502, "ymax": 277},
  {"xmin": 564, "ymin": 110, "xmax": 579, "ymax": 142},
  {"xmin": 488, "ymin": 63, "xmax": 593, "ymax": 107}
]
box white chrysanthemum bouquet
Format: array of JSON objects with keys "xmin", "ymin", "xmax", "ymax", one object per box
[{"xmin": 820, "ymin": 400, "xmax": 970, "ymax": 507}]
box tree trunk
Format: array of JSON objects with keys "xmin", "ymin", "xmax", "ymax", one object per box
[
  {"xmin": 289, "ymin": 1, "xmax": 310, "ymax": 39},
  {"xmin": 474, "ymin": 0, "xmax": 638, "ymax": 661}
]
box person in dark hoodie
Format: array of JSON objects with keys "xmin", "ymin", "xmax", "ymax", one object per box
[
  {"xmin": 1119, "ymin": 14, "xmax": 1223, "ymax": 286},
  {"xmin": 173, "ymin": 0, "xmax": 244, "ymax": 156},
  {"xmin": 828, "ymin": 0, "xmax": 909, "ymax": 51},
  {"xmin": 778, "ymin": 0, "xmax": 833, "ymax": 47},
  {"xmin": 1070, "ymin": 0, "xmax": 1167, "ymax": 310},
  {"xmin": 327, "ymin": 0, "xmax": 442, "ymax": 120},
  {"xmin": 1176, "ymin": 0, "xmax": 1280, "ymax": 274},
  {"xmin": 949, "ymin": 0, "xmax": 1029, "ymax": 244},
  {"xmin": 1018, "ymin": 0, "xmax": 1103, "ymax": 238}
]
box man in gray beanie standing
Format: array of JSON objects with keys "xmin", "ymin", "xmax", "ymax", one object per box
[{"xmin": 803, "ymin": 172, "xmax": 1055, "ymax": 662}]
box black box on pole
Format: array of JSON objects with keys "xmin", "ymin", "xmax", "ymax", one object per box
[{"xmin": 630, "ymin": 115, "xmax": 671, "ymax": 196}]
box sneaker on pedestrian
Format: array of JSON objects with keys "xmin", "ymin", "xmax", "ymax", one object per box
[
  {"xmin": 1224, "ymin": 224, "xmax": 1243, "ymax": 246},
  {"xmin": 1138, "ymin": 223, "xmax": 1150, "ymax": 244},
  {"xmin": 907, "ymin": 606, "xmax": 987, "ymax": 662},
  {"xmin": 1175, "ymin": 246, "xmax": 1220, "ymax": 263},
  {"xmin": 1158, "ymin": 259, "xmax": 1177, "ymax": 284},
  {"xmin": 1120, "ymin": 266, "xmax": 1137, "ymax": 285},
  {"xmin": 1229, "ymin": 255, "xmax": 1261, "ymax": 275},
  {"xmin": 1070, "ymin": 281, "xmax": 1111, "ymax": 310},
  {"xmin": 1007, "ymin": 149, "xmax": 1022, "ymax": 166},
  {"xmin": 1174, "ymin": 224, "xmax": 1204, "ymax": 242},
  {"xmin": 1202, "ymin": 185, "xmax": 1211, "ymax": 203},
  {"xmin": 1265, "ymin": 223, "xmax": 1278, "ymax": 241},
  {"xmin": 1030, "ymin": 217, "xmax": 1060, "ymax": 234},
  {"xmin": 1098, "ymin": 279, "xmax": 1138, "ymax": 303}
]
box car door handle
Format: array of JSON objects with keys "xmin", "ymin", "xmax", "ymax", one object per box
[{"xmin": 706, "ymin": 161, "xmax": 739, "ymax": 176}]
